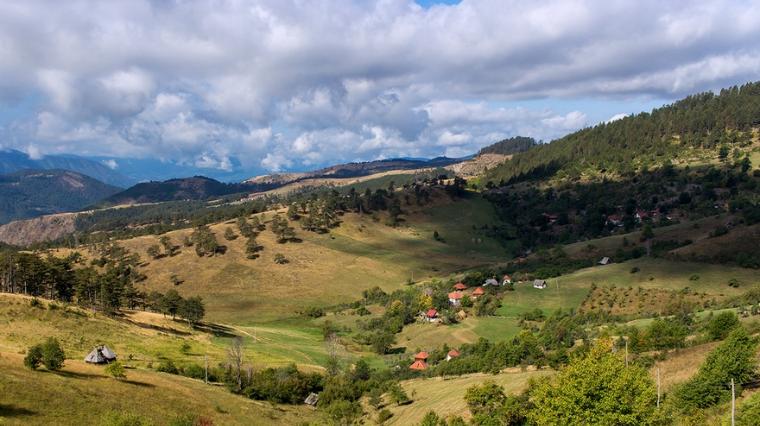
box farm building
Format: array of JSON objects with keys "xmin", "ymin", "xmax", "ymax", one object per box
[
  {"xmin": 84, "ymin": 345, "xmax": 117, "ymax": 364},
  {"xmin": 304, "ymin": 393, "xmax": 319, "ymax": 407},
  {"xmin": 598, "ymin": 257, "xmax": 611, "ymax": 265},
  {"xmin": 483, "ymin": 278, "xmax": 499, "ymax": 287},
  {"xmin": 533, "ymin": 279, "xmax": 547, "ymax": 289},
  {"xmin": 448, "ymin": 291, "xmax": 463, "ymax": 306}
]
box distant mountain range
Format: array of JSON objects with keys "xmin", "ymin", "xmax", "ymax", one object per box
[
  {"xmin": 0, "ymin": 149, "xmax": 134, "ymax": 188},
  {"xmin": 0, "ymin": 169, "xmax": 120, "ymax": 224}
]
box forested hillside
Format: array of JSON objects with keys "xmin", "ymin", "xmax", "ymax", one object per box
[
  {"xmin": 485, "ymin": 82, "xmax": 760, "ymax": 184},
  {"xmin": 0, "ymin": 170, "xmax": 120, "ymax": 224},
  {"xmin": 477, "ymin": 136, "xmax": 537, "ymax": 156}
]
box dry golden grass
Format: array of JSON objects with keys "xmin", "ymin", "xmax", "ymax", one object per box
[{"xmin": 650, "ymin": 342, "xmax": 720, "ymax": 392}]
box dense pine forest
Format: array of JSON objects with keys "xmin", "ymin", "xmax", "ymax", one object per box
[{"xmin": 484, "ymin": 82, "xmax": 760, "ymax": 184}]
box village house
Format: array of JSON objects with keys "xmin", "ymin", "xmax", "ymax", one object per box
[
  {"xmin": 448, "ymin": 291, "xmax": 463, "ymax": 306},
  {"xmin": 425, "ymin": 308, "xmax": 439, "ymax": 322},
  {"xmin": 598, "ymin": 256, "xmax": 611, "ymax": 265},
  {"xmin": 453, "ymin": 282, "xmax": 468, "ymax": 291},
  {"xmin": 502, "ymin": 274, "xmax": 512, "ymax": 285},
  {"xmin": 606, "ymin": 214, "xmax": 623, "ymax": 227},
  {"xmin": 533, "ymin": 279, "xmax": 547, "ymax": 289},
  {"xmin": 446, "ymin": 349, "xmax": 460, "ymax": 361},
  {"xmin": 409, "ymin": 351, "xmax": 429, "ymax": 371},
  {"xmin": 471, "ymin": 287, "xmax": 485, "ymax": 299}
]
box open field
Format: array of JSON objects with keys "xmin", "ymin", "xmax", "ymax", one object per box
[
  {"xmin": 0, "ymin": 352, "xmax": 315, "ymax": 426},
  {"xmin": 381, "ymin": 370, "xmax": 551, "ymax": 425}
]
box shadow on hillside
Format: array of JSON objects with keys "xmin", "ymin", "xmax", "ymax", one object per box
[
  {"xmin": 123, "ymin": 318, "xmax": 192, "ymax": 336},
  {"xmin": 193, "ymin": 322, "xmax": 236, "ymax": 338},
  {"xmin": 123, "ymin": 379, "xmax": 155, "ymax": 388},
  {"xmin": 0, "ymin": 404, "xmax": 35, "ymax": 418},
  {"xmin": 53, "ymin": 370, "xmax": 102, "ymax": 380}
]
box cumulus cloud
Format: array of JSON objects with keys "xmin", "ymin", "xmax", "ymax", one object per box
[{"xmin": 0, "ymin": 0, "xmax": 758, "ymax": 173}]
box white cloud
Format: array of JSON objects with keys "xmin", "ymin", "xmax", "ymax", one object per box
[
  {"xmin": 606, "ymin": 113, "xmax": 629, "ymax": 123},
  {"xmin": 0, "ymin": 0, "xmax": 758, "ymax": 173},
  {"xmin": 102, "ymin": 159, "xmax": 119, "ymax": 170}
]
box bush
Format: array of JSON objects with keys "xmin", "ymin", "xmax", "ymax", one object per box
[
  {"xmin": 182, "ymin": 363, "xmax": 206, "ymax": 380},
  {"xmin": 24, "ymin": 344, "xmax": 44, "ymax": 370},
  {"xmin": 157, "ymin": 359, "xmax": 179, "ymax": 374},
  {"xmin": 105, "ymin": 362, "xmax": 127, "ymax": 379},
  {"xmin": 706, "ymin": 311, "xmax": 740, "ymax": 341},
  {"xmin": 377, "ymin": 408, "xmax": 393, "ymax": 423},
  {"xmin": 101, "ymin": 410, "xmax": 153, "ymax": 426},
  {"xmin": 30, "ymin": 338, "xmax": 65, "ymax": 371}
]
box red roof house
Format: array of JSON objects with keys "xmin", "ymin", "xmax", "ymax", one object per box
[
  {"xmin": 426, "ymin": 309, "xmax": 438, "ymax": 319},
  {"xmin": 448, "ymin": 291, "xmax": 463, "ymax": 306},
  {"xmin": 409, "ymin": 359, "xmax": 428, "ymax": 370},
  {"xmin": 472, "ymin": 287, "xmax": 485, "ymax": 297},
  {"xmin": 454, "ymin": 282, "xmax": 468, "ymax": 291},
  {"xmin": 502, "ymin": 274, "xmax": 512, "ymax": 284}
]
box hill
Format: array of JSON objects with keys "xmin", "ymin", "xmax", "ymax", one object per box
[
  {"xmin": 0, "ymin": 170, "xmax": 120, "ymax": 224},
  {"xmin": 484, "ymin": 82, "xmax": 760, "ymax": 185},
  {"xmin": 103, "ymin": 176, "xmax": 274, "ymax": 205},
  {"xmin": 0, "ymin": 294, "xmax": 315, "ymax": 425},
  {"xmin": 0, "ymin": 149, "xmax": 133, "ymax": 188}
]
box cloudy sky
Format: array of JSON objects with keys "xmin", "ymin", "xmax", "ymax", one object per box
[{"xmin": 1, "ymin": 0, "xmax": 759, "ymax": 175}]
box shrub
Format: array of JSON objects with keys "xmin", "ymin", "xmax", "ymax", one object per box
[
  {"xmin": 101, "ymin": 410, "xmax": 153, "ymax": 426},
  {"xmin": 24, "ymin": 344, "xmax": 43, "ymax": 370},
  {"xmin": 273, "ymin": 253, "xmax": 288, "ymax": 264},
  {"xmin": 630, "ymin": 267, "xmax": 640, "ymax": 274},
  {"xmin": 105, "ymin": 362, "xmax": 127, "ymax": 379},
  {"xmin": 182, "ymin": 363, "xmax": 205, "ymax": 380},
  {"xmin": 377, "ymin": 408, "xmax": 393, "ymax": 423},
  {"xmin": 706, "ymin": 311, "xmax": 740, "ymax": 341},
  {"xmin": 157, "ymin": 359, "xmax": 179, "ymax": 374},
  {"xmin": 39, "ymin": 338, "xmax": 65, "ymax": 371}
]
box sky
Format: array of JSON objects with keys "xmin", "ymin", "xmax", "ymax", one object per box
[{"xmin": 0, "ymin": 0, "xmax": 759, "ymax": 176}]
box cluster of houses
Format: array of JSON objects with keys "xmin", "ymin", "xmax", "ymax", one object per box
[
  {"xmin": 409, "ymin": 348, "xmax": 461, "ymax": 371},
  {"xmin": 605, "ymin": 209, "xmax": 668, "ymax": 227}
]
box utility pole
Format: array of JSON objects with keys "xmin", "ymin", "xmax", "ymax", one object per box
[
  {"xmin": 204, "ymin": 354, "xmax": 208, "ymax": 384},
  {"xmin": 657, "ymin": 367, "xmax": 661, "ymax": 408},
  {"xmin": 625, "ymin": 338, "xmax": 628, "ymax": 368},
  {"xmin": 731, "ymin": 378, "xmax": 735, "ymax": 426}
]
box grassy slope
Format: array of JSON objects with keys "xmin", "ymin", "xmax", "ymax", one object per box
[
  {"xmin": 382, "ymin": 370, "xmax": 551, "ymax": 425},
  {"xmin": 0, "ymin": 294, "xmax": 228, "ymax": 367},
  {"xmin": 101, "ymin": 194, "xmax": 506, "ymax": 326},
  {"xmin": 0, "ymin": 353, "xmax": 314, "ymax": 426}
]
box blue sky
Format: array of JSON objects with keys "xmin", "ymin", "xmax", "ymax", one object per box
[{"xmin": 1, "ymin": 0, "xmax": 759, "ymax": 176}]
